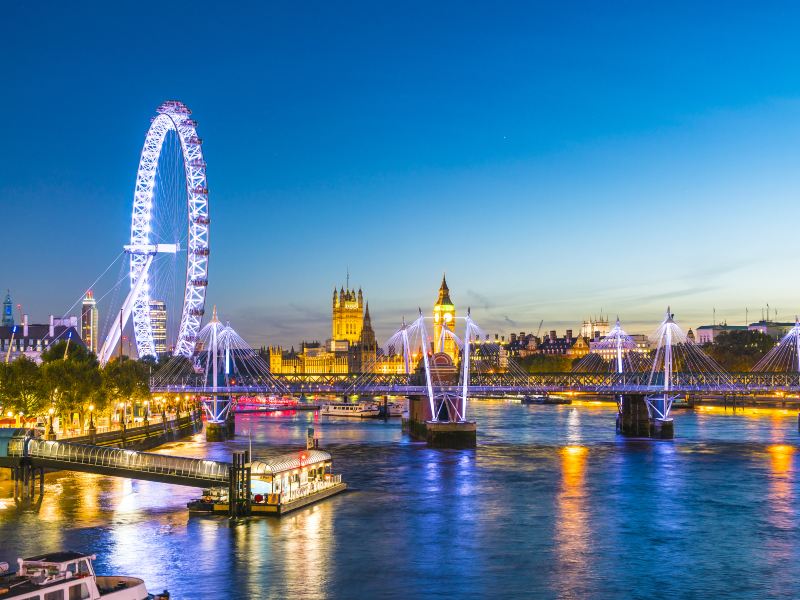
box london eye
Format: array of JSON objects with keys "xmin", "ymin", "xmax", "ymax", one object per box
[{"xmin": 98, "ymin": 100, "xmax": 209, "ymax": 364}]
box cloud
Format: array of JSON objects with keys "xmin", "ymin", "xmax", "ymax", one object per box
[{"xmin": 466, "ymin": 289, "xmax": 493, "ymax": 311}]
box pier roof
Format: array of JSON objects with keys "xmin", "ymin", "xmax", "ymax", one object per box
[{"xmin": 249, "ymin": 450, "xmax": 331, "ymax": 476}]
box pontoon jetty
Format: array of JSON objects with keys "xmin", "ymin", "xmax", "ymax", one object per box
[{"xmin": 188, "ymin": 448, "xmax": 346, "ymax": 516}]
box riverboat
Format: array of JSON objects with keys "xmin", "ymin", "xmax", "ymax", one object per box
[
  {"xmin": 0, "ymin": 551, "xmax": 166, "ymax": 600},
  {"xmin": 385, "ymin": 402, "xmax": 406, "ymax": 417},
  {"xmin": 188, "ymin": 449, "xmax": 346, "ymax": 516},
  {"xmin": 321, "ymin": 403, "xmax": 380, "ymax": 417},
  {"xmin": 521, "ymin": 395, "xmax": 572, "ymax": 405}
]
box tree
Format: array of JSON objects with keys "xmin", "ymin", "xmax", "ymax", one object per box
[
  {"xmin": 102, "ymin": 356, "xmax": 151, "ymax": 420},
  {"xmin": 0, "ymin": 356, "xmax": 45, "ymax": 417},
  {"xmin": 704, "ymin": 330, "xmax": 775, "ymax": 372},
  {"xmin": 516, "ymin": 354, "xmax": 576, "ymax": 373},
  {"xmin": 40, "ymin": 341, "xmax": 104, "ymax": 431}
]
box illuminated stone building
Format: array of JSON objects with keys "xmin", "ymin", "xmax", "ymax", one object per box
[
  {"xmin": 332, "ymin": 286, "xmax": 363, "ymax": 344},
  {"xmin": 268, "ymin": 280, "xmax": 406, "ymax": 375},
  {"xmin": 581, "ymin": 314, "xmax": 610, "ymax": 340},
  {"xmin": 432, "ymin": 274, "xmax": 457, "ymax": 361}
]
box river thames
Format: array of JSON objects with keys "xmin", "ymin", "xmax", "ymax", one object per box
[{"xmin": 1, "ymin": 400, "xmax": 798, "ymax": 599}]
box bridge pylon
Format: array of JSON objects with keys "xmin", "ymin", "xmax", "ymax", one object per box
[{"xmin": 400, "ymin": 311, "xmax": 479, "ymax": 448}]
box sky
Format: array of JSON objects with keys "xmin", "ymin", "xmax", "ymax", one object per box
[{"xmin": 3, "ymin": 1, "xmax": 800, "ymax": 348}]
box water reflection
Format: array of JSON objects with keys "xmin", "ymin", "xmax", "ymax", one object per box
[
  {"xmin": 766, "ymin": 444, "xmax": 795, "ymax": 529},
  {"xmin": 554, "ymin": 445, "xmax": 589, "ymax": 597}
]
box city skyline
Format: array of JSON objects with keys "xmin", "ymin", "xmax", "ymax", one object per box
[{"xmin": 4, "ymin": 2, "xmax": 800, "ymax": 350}]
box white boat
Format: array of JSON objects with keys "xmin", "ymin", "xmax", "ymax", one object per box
[
  {"xmin": 321, "ymin": 403, "xmax": 380, "ymax": 418},
  {"xmin": 0, "ymin": 551, "xmax": 166, "ymax": 600},
  {"xmin": 386, "ymin": 402, "xmax": 406, "ymax": 417}
]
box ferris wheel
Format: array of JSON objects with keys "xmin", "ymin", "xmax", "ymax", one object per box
[{"xmin": 98, "ymin": 100, "xmax": 209, "ymax": 365}]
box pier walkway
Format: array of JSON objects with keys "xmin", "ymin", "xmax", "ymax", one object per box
[{"xmin": 2, "ymin": 434, "xmax": 229, "ymax": 488}]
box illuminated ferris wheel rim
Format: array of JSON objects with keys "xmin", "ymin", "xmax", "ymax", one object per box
[{"xmin": 130, "ymin": 100, "xmax": 209, "ymax": 359}]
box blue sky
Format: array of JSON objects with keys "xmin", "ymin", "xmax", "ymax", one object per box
[{"xmin": 3, "ymin": 1, "xmax": 800, "ymax": 347}]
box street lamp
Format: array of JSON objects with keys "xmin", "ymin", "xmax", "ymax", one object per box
[
  {"xmin": 46, "ymin": 407, "xmax": 56, "ymax": 440},
  {"xmin": 88, "ymin": 404, "xmax": 95, "ymax": 429}
]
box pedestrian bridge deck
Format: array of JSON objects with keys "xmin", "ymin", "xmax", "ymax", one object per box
[
  {"xmin": 3, "ymin": 437, "xmax": 229, "ymax": 488},
  {"xmin": 151, "ymin": 372, "xmax": 800, "ymax": 395}
]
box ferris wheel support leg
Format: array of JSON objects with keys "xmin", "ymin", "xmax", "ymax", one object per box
[{"xmin": 98, "ymin": 254, "xmax": 155, "ymax": 366}]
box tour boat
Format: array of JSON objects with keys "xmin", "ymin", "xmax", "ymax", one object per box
[
  {"xmin": 521, "ymin": 395, "xmax": 572, "ymax": 405},
  {"xmin": 321, "ymin": 403, "xmax": 380, "ymax": 417},
  {"xmin": 0, "ymin": 551, "xmax": 167, "ymax": 600},
  {"xmin": 385, "ymin": 402, "xmax": 406, "ymax": 417}
]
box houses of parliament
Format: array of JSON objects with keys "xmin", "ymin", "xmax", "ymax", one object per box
[
  {"xmin": 266, "ymin": 276, "xmax": 458, "ymax": 375},
  {"xmin": 266, "ymin": 280, "xmax": 406, "ymax": 375}
]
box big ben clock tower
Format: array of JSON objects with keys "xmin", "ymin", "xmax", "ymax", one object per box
[{"xmin": 432, "ymin": 274, "xmax": 457, "ymax": 360}]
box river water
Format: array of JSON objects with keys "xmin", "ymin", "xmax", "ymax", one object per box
[{"xmin": 1, "ymin": 400, "xmax": 799, "ymax": 599}]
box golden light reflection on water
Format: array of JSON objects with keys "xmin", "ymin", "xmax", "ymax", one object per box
[
  {"xmin": 766, "ymin": 443, "xmax": 795, "ymax": 559},
  {"xmin": 278, "ymin": 505, "xmax": 330, "ymax": 599},
  {"xmin": 554, "ymin": 445, "xmax": 589, "ymax": 596}
]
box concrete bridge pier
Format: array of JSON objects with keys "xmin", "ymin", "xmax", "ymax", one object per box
[
  {"xmin": 616, "ymin": 395, "xmax": 674, "ymax": 439},
  {"xmin": 12, "ymin": 460, "xmax": 44, "ymax": 503},
  {"xmin": 205, "ymin": 395, "xmax": 233, "ymax": 441}
]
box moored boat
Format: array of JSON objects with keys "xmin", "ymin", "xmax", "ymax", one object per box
[
  {"xmin": 521, "ymin": 395, "xmax": 572, "ymax": 405},
  {"xmin": 321, "ymin": 403, "xmax": 380, "ymax": 417},
  {"xmin": 0, "ymin": 551, "xmax": 166, "ymax": 600}
]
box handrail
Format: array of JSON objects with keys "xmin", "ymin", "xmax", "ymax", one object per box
[{"xmin": 9, "ymin": 438, "xmax": 229, "ymax": 483}]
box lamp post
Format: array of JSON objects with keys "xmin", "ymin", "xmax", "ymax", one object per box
[
  {"xmin": 46, "ymin": 407, "xmax": 56, "ymax": 441},
  {"xmin": 88, "ymin": 404, "xmax": 96, "ymax": 442},
  {"xmin": 143, "ymin": 400, "xmax": 150, "ymax": 427},
  {"xmin": 118, "ymin": 402, "xmax": 126, "ymax": 430}
]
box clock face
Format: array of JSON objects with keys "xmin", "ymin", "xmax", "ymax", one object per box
[
  {"xmin": 434, "ymin": 314, "xmax": 440, "ymax": 323},
  {"xmin": 444, "ymin": 312, "xmax": 453, "ymax": 323}
]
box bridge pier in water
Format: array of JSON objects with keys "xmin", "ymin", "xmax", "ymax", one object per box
[
  {"xmin": 616, "ymin": 395, "xmax": 674, "ymax": 440},
  {"xmin": 205, "ymin": 395, "xmax": 234, "ymax": 441},
  {"xmin": 11, "ymin": 461, "xmax": 45, "ymax": 504}
]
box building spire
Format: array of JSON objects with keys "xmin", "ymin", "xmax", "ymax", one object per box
[{"xmin": 437, "ymin": 273, "xmax": 453, "ymax": 305}]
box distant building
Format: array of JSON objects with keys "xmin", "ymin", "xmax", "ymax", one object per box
[
  {"xmin": 432, "ymin": 274, "xmax": 457, "ymax": 360},
  {"xmin": 0, "ymin": 314, "xmax": 85, "ymax": 363},
  {"xmin": 695, "ymin": 323, "xmax": 748, "ymax": 344},
  {"xmin": 269, "ymin": 278, "xmax": 405, "ymax": 375},
  {"xmin": 537, "ymin": 330, "xmax": 576, "ymax": 355},
  {"xmin": 2, "ymin": 291, "xmax": 13, "ymax": 327},
  {"xmin": 149, "ymin": 300, "xmax": 168, "ymax": 355},
  {"xmin": 81, "ymin": 291, "xmax": 99, "ymax": 355},
  {"xmin": 580, "ymin": 314, "xmax": 610, "ymax": 340},
  {"xmin": 332, "ymin": 285, "xmax": 363, "ymax": 344},
  {"xmin": 748, "ymin": 320, "xmax": 795, "ymax": 341},
  {"xmin": 589, "ymin": 334, "xmax": 651, "ymax": 360},
  {"xmin": 568, "ymin": 335, "xmax": 591, "ymax": 358}
]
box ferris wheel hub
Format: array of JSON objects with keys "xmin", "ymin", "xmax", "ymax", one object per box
[{"xmin": 124, "ymin": 243, "xmax": 181, "ymax": 255}]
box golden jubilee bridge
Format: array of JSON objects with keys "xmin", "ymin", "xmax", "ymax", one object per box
[
  {"xmin": 151, "ymin": 310, "xmax": 800, "ymax": 439},
  {"xmin": 151, "ymin": 371, "xmax": 800, "ymax": 396}
]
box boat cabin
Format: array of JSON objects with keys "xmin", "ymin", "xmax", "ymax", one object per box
[
  {"xmin": 0, "ymin": 551, "xmax": 149, "ymax": 599},
  {"xmin": 249, "ymin": 449, "xmax": 334, "ymax": 501}
]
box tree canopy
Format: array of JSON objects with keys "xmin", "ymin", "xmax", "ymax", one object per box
[{"xmin": 704, "ymin": 330, "xmax": 775, "ymax": 371}]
